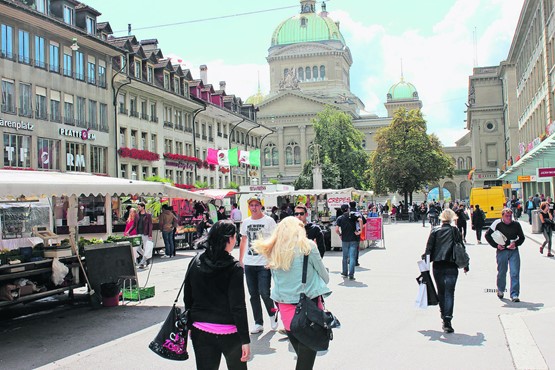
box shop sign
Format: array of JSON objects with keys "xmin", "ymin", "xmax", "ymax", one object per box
[
  {"xmin": 249, "ymin": 185, "xmax": 267, "ymax": 192},
  {"xmin": 66, "ymin": 152, "xmax": 85, "ymax": 168},
  {"xmin": 59, "ymin": 127, "xmax": 96, "ymax": 141},
  {"xmin": 518, "ymin": 175, "xmax": 536, "ymax": 182},
  {"xmin": 538, "ymin": 167, "xmax": 555, "ymax": 177},
  {"xmin": 5, "ymin": 146, "xmax": 28, "ymax": 164},
  {"xmin": 165, "ymin": 160, "xmax": 195, "ymax": 170},
  {"xmin": 327, "ymin": 192, "xmax": 351, "ymax": 208},
  {"xmin": 502, "ymin": 184, "xmax": 513, "ymax": 189},
  {"xmin": 0, "ymin": 117, "xmax": 34, "ymax": 131}
]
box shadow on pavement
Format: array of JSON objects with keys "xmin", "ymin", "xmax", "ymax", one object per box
[
  {"xmin": 500, "ymin": 300, "xmax": 544, "ymax": 311},
  {"xmin": 418, "ymin": 330, "xmax": 486, "ymax": 346},
  {"xmin": 249, "ymin": 330, "xmax": 277, "ymax": 355},
  {"xmin": 338, "ymin": 280, "xmax": 368, "ymax": 288}
]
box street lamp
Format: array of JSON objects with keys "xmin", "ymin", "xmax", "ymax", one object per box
[{"xmin": 369, "ymin": 190, "xmax": 374, "ymax": 205}]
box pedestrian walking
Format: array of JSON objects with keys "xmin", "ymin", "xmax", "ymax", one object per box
[
  {"xmin": 539, "ymin": 202, "xmax": 553, "ymax": 257},
  {"xmin": 471, "ymin": 205, "xmax": 486, "ymax": 244},
  {"xmin": 239, "ymin": 196, "xmax": 278, "ymax": 334},
  {"xmin": 485, "ymin": 208, "xmax": 526, "ymax": 302},
  {"xmin": 159, "ymin": 204, "xmax": 177, "ymax": 258},
  {"xmin": 335, "ymin": 203, "xmax": 362, "ymax": 280},
  {"xmin": 294, "ymin": 205, "xmax": 325, "ymax": 258},
  {"xmin": 184, "ymin": 220, "xmax": 250, "ymax": 370},
  {"xmin": 254, "ymin": 216, "xmax": 331, "ymax": 370},
  {"xmin": 525, "ymin": 196, "xmax": 535, "ymax": 225},
  {"xmin": 455, "ymin": 204, "xmax": 468, "ymax": 243},
  {"xmin": 123, "ymin": 207, "xmax": 137, "ymax": 236},
  {"xmin": 423, "ymin": 209, "xmax": 469, "ymax": 333},
  {"xmin": 419, "ymin": 203, "xmax": 427, "ymax": 227},
  {"xmin": 133, "ymin": 202, "xmax": 153, "ymax": 269}
]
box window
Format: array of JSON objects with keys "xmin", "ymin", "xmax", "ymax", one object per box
[
  {"xmin": 63, "ymin": 5, "xmax": 74, "ymax": 25},
  {"xmin": 142, "ymin": 166, "xmax": 149, "ymax": 179},
  {"xmin": 87, "ymin": 61, "xmax": 96, "ymax": 84},
  {"xmin": 63, "ymin": 51, "xmax": 72, "ymax": 77},
  {"xmin": 18, "ymin": 83, "xmax": 32, "ymax": 117},
  {"xmin": 150, "ymin": 101, "xmax": 157, "ymax": 122},
  {"xmin": 284, "ymin": 68, "xmax": 289, "ymax": 77},
  {"xmin": 49, "ymin": 42, "xmax": 59, "ymax": 73},
  {"xmin": 320, "ymin": 65, "xmax": 325, "ymax": 80},
  {"xmin": 131, "ymin": 130, "xmax": 137, "ymax": 149},
  {"xmin": 286, "ymin": 141, "xmax": 300, "ymax": 165},
  {"xmin": 131, "ymin": 166, "xmax": 138, "ymax": 180},
  {"xmin": 1, "ymin": 79, "xmax": 15, "ymax": 113},
  {"xmin": 118, "ymin": 93, "xmax": 126, "ymax": 114},
  {"xmin": 134, "ymin": 59, "xmax": 141, "ymax": 79},
  {"xmin": 298, "ymin": 67, "xmax": 304, "ymax": 81},
  {"xmin": 50, "ymin": 90, "xmax": 61, "ymax": 122},
  {"xmin": 35, "ymin": 87, "xmax": 47, "ymax": 119},
  {"xmin": 88, "ymin": 100, "xmax": 97, "ymax": 130},
  {"xmin": 75, "ymin": 51, "xmax": 84, "ymax": 80},
  {"xmin": 176, "ymin": 170, "xmax": 183, "ymax": 184},
  {"xmin": 36, "ymin": 0, "xmax": 47, "ymax": 14},
  {"xmin": 4, "ymin": 133, "xmax": 31, "ymax": 168},
  {"xmin": 1, "ymin": 24, "xmax": 13, "ymax": 59},
  {"xmin": 140, "ymin": 100, "xmax": 147, "ymax": 120},
  {"xmin": 18, "ymin": 30, "xmax": 30, "ymax": 64},
  {"xmin": 152, "ymin": 167, "xmax": 158, "ymax": 177},
  {"xmin": 91, "ymin": 146, "xmax": 107, "ymax": 174},
  {"xmin": 66, "ymin": 142, "xmax": 86, "ymax": 172},
  {"xmin": 119, "ymin": 127, "xmax": 127, "ymax": 147},
  {"xmin": 164, "ymin": 138, "xmax": 173, "ymax": 153},
  {"xmin": 313, "ymin": 66, "xmax": 318, "ymax": 80},
  {"xmin": 163, "ymin": 73, "xmax": 170, "ymax": 89},
  {"xmin": 150, "ymin": 134, "xmax": 157, "ymax": 152},
  {"xmin": 64, "ymin": 95, "xmax": 74, "ymax": 125},
  {"xmin": 129, "ymin": 96, "xmax": 138, "ymax": 117},
  {"xmin": 305, "ymin": 66, "xmax": 311, "ymax": 80},
  {"xmin": 174, "ymin": 77, "xmax": 180, "ymax": 94},
  {"xmin": 165, "ymin": 169, "xmax": 174, "ymax": 182},
  {"xmin": 120, "ymin": 164, "xmax": 127, "ymax": 178},
  {"xmin": 99, "ymin": 103, "xmax": 107, "ymax": 132},
  {"xmin": 86, "ymin": 17, "xmax": 96, "ymax": 35},
  {"xmin": 38, "ymin": 137, "xmax": 61, "ymax": 170},
  {"xmin": 98, "ymin": 64, "xmax": 106, "ymax": 87},
  {"xmin": 34, "ymin": 36, "xmax": 46, "ymax": 68},
  {"xmin": 264, "ymin": 143, "xmax": 279, "ymax": 166},
  {"xmin": 141, "ymin": 132, "xmax": 147, "ymax": 150},
  {"xmin": 76, "ymin": 96, "xmax": 86, "ymax": 127},
  {"xmin": 147, "ymin": 65, "xmax": 153, "ymax": 83}
]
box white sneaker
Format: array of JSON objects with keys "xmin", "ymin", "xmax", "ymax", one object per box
[
  {"xmin": 160, "ymin": 255, "xmax": 170, "ymax": 259},
  {"xmin": 250, "ymin": 324, "xmax": 263, "ymax": 334},
  {"xmin": 270, "ymin": 313, "xmax": 279, "ymax": 331}
]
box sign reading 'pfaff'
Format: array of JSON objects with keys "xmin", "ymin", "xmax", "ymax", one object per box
[
  {"xmin": 538, "ymin": 167, "xmax": 555, "ymax": 177},
  {"xmin": 59, "ymin": 128, "xmax": 96, "ymax": 141}
]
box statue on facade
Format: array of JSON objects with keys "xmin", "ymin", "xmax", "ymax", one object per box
[{"xmin": 279, "ymin": 67, "xmax": 300, "ymax": 90}]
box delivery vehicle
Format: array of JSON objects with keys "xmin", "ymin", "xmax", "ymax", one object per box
[{"xmin": 469, "ymin": 186, "xmax": 506, "ymax": 227}]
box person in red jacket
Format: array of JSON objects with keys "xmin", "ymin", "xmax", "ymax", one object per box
[{"xmin": 133, "ymin": 202, "xmax": 153, "ymax": 269}]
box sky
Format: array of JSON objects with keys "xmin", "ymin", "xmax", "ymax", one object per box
[{"xmin": 86, "ymin": 0, "xmax": 524, "ymax": 146}]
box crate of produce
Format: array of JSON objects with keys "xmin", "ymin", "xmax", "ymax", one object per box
[
  {"xmin": 125, "ymin": 236, "xmax": 142, "ymax": 247},
  {"xmin": 122, "ymin": 286, "xmax": 155, "ymax": 301}
]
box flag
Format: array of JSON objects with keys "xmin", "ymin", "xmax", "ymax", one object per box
[
  {"xmin": 228, "ymin": 147, "xmax": 239, "ymax": 167},
  {"xmin": 238, "ymin": 149, "xmax": 260, "ymax": 167},
  {"xmin": 207, "ymin": 148, "xmax": 229, "ymax": 166}
]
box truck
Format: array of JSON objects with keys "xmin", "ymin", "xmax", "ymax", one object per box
[{"xmin": 469, "ymin": 186, "xmax": 506, "ymax": 227}]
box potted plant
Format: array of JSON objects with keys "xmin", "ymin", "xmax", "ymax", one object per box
[{"xmin": 0, "ymin": 248, "xmax": 9, "ymax": 265}]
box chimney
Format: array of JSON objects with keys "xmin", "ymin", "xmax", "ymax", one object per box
[
  {"xmin": 200, "ymin": 65, "xmax": 208, "ymax": 84},
  {"xmin": 219, "ymin": 81, "xmax": 226, "ymax": 91},
  {"xmin": 128, "ymin": 24, "xmax": 132, "ymax": 36}
]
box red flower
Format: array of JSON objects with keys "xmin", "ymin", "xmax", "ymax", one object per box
[
  {"xmin": 174, "ymin": 183, "xmax": 196, "ymax": 190},
  {"xmin": 162, "ymin": 153, "xmax": 202, "ymax": 164},
  {"xmin": 118, "ymin": 147, "xmax": 159, "ymax": 161}
]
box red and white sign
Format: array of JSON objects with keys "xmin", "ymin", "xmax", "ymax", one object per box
[
  {"xmin": 327, "ymin": 193, "xmax": 351, "ymax": 208},
  {"xmin": 365, "ymin": 217, "xmax": 383, "ymax": 240},
  {"xmin": 538, "ymin": 167, "xmax": 555, "ymax": 177}
]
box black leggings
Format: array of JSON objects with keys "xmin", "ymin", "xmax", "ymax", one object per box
[
  {"xmin": 457, "ymin": 223, "xmax": 467, "ymax": 240},
  {"xmin": 286, "ymin": 330, "xmax": 317, "ymax": 370},
  {"xmin": 190, "ymin": 327, "xmax": 246, "ymax": 370}
]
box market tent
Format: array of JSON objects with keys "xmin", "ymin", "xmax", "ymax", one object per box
[
  {"xmin": 194, "ymin": 189, "xmax": 237, "ymax": 200},
  {"xmin": 0, "ymin": 170, "xmax": 210, "ymax": 201}
]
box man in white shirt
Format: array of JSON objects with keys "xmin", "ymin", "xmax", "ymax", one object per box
[
  {"xmin": 240, "ymin": 196, "xmax": 278, "ymax": 334},
  {"xmin": 230, "ymin": 202, "xmax": 242, "ymax": 246}
]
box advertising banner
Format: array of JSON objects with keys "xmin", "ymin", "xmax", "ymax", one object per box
[
  {"xmin": 365, "ymin": 217, "xmax": 383, "ymax": 241},
  {"xmin": 327, "ymin": 193, "xmax": 351, "ymax": 209}
]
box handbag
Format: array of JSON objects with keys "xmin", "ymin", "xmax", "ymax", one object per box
[
  {"xmin": 416, "ymin": 255, "xmax": 438, "ymax": 307},
  {"xmin": 149, "ymin": 254, "xmax": 198, "ymax": 361},
  {"xmin": 290, "ymin": 255, "xmax": 338, "ymax": 352},
  {"xmin": 450, "ymin": 227, "xmax": 470, "ymax": 269}
]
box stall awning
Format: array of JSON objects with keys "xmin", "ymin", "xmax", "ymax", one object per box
[
  {"xmin": 194, "ymin": 189, "xmax": 237, "ymax": 200},
  {"xmin": 498, "ymin": 134, "xmax": 555, "ymax": 182},
  {"xmin": 0, "ymin": 170, "xmax": 210, "ymax": 201}
]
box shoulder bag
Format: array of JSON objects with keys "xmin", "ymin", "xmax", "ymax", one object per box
[
  {"xmin": 290, "ymin": 255, "xmax": 339, "ymax": 352},
  {"xmin": 450, "ymin": 227, "xmax": 470, "ymax": 269},
  {"xmin": 148, "ymin": 254, "xmax": 199, "ymax": 361}
]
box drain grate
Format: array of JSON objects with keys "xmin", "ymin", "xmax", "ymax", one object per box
[{"xmin": 484, "ymin": 288, "xmax": 507, "ymax": 293}]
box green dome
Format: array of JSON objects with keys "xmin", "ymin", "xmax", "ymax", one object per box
[
  {"xmin": 245, "ymin": 90, "xmax": 266, "ymax": 106},
  {"xmin": 271, "ymin": 13, "xmax": 345, "ymax": 46},
  {"xmin": 387, "ymin": 78, "xmax": 419, "ymax": 101}
]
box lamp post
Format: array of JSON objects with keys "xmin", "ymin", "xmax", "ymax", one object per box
[
  {"xmin": 111, "ymin": 53, "xmax": 131, "ymax": 177},
  {"xmin": 369, "ymin": 190, "xmax": 374, "ymax": 206}
]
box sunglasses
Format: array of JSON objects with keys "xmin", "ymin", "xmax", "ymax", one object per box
[{"xmin": 294, "ymin": 212, "xmax": 305, "ymax": 216}]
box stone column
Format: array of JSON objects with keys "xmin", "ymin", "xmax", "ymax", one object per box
[
  {"xmin": 299, "ymin": 124, "xmax": 306, "ymax": 164},
  {"xmin": 277, "ymin": 127, "xmax": 285, "ymax": 174}
]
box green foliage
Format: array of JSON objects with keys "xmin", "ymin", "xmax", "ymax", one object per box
[
  {"xmin": 195, "ymin": 181, "xmax": 210, "ymax": 189},
  {"xmin": 268, "ymin": 179, "xmax": 279, "ymax": 185},
  {"xmin": 228, "ymin": 181, "xmax": 240, "ymax": 190},
  {"xmin": 296, "ymin": 106, "xmax": 369, "ymax": 189},
  {"xmin": 144, "ymin": 197, "xmax": 168, "ymax": 218},
  {"xmin": 366, "ymin": 108, "xmax": 454, "ymax": 201},
  {"xmin": 144, "ymin": 175, "xmax": 173, "ymax": 184}
]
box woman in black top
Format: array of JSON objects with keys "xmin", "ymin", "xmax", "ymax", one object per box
[
  {"xmin": 184, "ymin": 220, "xmax": 250, "ymax": 369},
  {"xmin": 471, "ymin": 205, "xmax": 486, "ymax": 244},
  {"xmin": 424, "ymin": 209, "xmax": 469, "ymax": 333},
  {"xmin": 539, "ymin": 202, "xmax": 553, "ymax": 257},
  {"xmin": 455, "ymin": 204, "xmax": 468, "ymax": 243}
]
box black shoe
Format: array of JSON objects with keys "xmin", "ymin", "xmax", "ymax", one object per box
[
  {"xmin": 348, "ymin": 276, "xmax": 355, "ymax": 280},
  {"xmin": 497, "ymin": 290, "xmax": 504, "ymax": 299},
  {"xmin": 442, "ymin": 320, "xmax": 454, "ymax": 333},
  {"xmin": 340, "ymin": 273, "xmax": 348, "ymax": 278},
  {"xmin": 511, "ymin": 297, "xmax": 520, "ymax": 302}
]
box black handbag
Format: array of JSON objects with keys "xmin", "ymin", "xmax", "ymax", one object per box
[
  {"xmin": 148, "ymin": 254, "xmax": 198, "ymax": 361},
  {"xmin": 290, "ymin": 255, "xmax": 339, "ymax": 352},
  {"xmin": 451, "ymin": 227, "xmax": 470, "ymax": 269}
]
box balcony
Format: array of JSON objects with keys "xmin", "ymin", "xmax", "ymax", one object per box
[
  {"xmin": 217, "ymin": 132, "xmax": 222, "ymax": 137},
  {"xmin": 150, "ymin": 116, "xmax": 159, "ymax": 123},
  {"xmin": 223, "ymin": 134, "xmax": 228, "ymax": 138},
  {"xmin": 202, "ymin": 135, "xmax": 207, "ymax": 140},
  {"xmin": 98, "ymin": 79, "xmax": 106, "ymax": 88},
  {"xmin": 164, "ymin": 121, "xmax": 174, "ymax": 128},
  {"xmin": 75, "ymin": 119, "xmax": 87, "ymax": 128},
  {"xmin": 208, "ymin": 136, "xmax": 213, "ymax": 142},
  {"xmin": 34, "ymin": 59, "xmax": 47, "ymax": 69},
  {"xmin": 50, "ymin": 113, "xmax": 62, "ymax": 123},
  {"xmin": 141, "ymin": 113, "xmax": 149, "ymax": 120},
  {"xmin": 49, "ymin": 64, "xmax": 60, "ymax": 74},
  {"xmin": 130, "ymin": 110, "xmax": 139, "ymax": 118},
  {"xmin": 185, "ymin": 127, "xmax": 192, "ymax": 133},
  {"xmin": 75, "ymin": 73, "xmax": 85, "ymax": 81},
  {"xmin": 64, "ymin": 116, "xmax": 75, "ymax": 125},
  {"xmin": 195, "ymin": 133, "xmax": 200, "ymax": 138},
  {"xmin": 176, "ymin": 124, "xmax": 184, "ymax": 131},
  {"xmin": 63, "ymin": 69, "xmax": 72, "ymax": 77},
  {"xmin": 18, "ymin": 107, "xmax": 33, "ymax": 118},
  {"xmin": 118, "ymin": 107, "xmax": 128, "ymax": 115}
]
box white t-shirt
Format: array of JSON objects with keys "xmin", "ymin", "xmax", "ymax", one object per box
[{"xmin": 240, "ymin": 215, "xmax": 276, "ymax": 266}]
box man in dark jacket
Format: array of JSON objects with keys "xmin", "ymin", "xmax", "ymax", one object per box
[
  {"xmin": 294, "ymin": 205, "xmax": 325, "ymax": 258},
  {"xmin": 134, "ymin": 202, "xmax": 153, "ymax": 268},
  {"xmin": 485, "ymin": 208, "xmax": 525, "ymax": 302},
  {"xmin": 471, "ymin": 205, "xmax": 486, "ymax": 244},
  {"xmin": 335, "ymin": 204, "xmax": 362, "ymax": 280}
]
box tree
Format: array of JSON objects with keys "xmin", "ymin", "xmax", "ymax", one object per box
[
  {"xmin": 296, "ymin": 106, "xmax": 369, "ymax": 189},
  {"xmin": 366, "ymin": 108, "xmax": 454, "ymax": 206}
]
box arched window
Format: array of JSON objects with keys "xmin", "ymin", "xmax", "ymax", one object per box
[
  {"xmin": 286, "ymin": 147, "xmax": 293, "ymax": 165},
  {"xmin": 294, "ymin": 146, "xmax": 301, "ymax": 164},
  {"xmin": 286, "ymin": 141, "xmax": 300, "ymax": 165},
  {"xmin": 313, "ymin": 66, "xmax": 318, "ymax": 80},
  {"xmin": 272, "ymin": 147, "xmax": 279, "ymax": 166},
  {"xmin": 264, "ymin": 147, "xmax": 271, "ymax": 166},
  {"xmin": 265, "ymin": 143, "xmax": 279, "ymax": 166},
  {"xmin": 466, "ymin": 156, "xmax": 472, "ymax": 169},
  {"xmin": 458, "ymin": 157, "xmax": 464, "ymax": 170},
  {"xmin": 300, "ymin": 17, "xmax": 307, "ymax": 27},
  {"xmin": 305, "ymin": 66, "xmax": 311, "ymax": 80},
  {"xmin": 320, "ymin": 65, "xmax": 326, "ymax": 80},
  {"xmin": 298, "ymin": 67, "xmax": 304, "ymax": 81},
  {"xmin": 284, "ymin": 68, "xmax": 289, "ymax": 77}
]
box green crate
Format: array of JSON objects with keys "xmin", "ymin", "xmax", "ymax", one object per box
[
  {"xmin": 126, "ymin": 236, "xmax": 142, "ymax": 247},
  {"xmin": 122, "ymin": 286, "xmax": 155, "ymax": 301}
]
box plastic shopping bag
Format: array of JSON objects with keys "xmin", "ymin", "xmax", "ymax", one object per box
[
  {"xmin": 143, "ymin": 240, "xmax": 154, "ymax": 260},
  {"xmin": 51, "ymin": 258, "xmax": 69, "ymax": 286},
  {"xmin": 415, "ymin": 281, "xmax": 428, "ymax": 309}
]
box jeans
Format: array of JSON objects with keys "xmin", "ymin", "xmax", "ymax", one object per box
[
  {"xmin": 162, "ymin": 230, "xmax": 175, "ymax": 256},
  {"xmin": 527, "ymin": 209, "xmax": 533, "ymax": 224},
  {"xmin": 342, "ymin": 241, "xmax": 358, "ymax": 277},
  {"xmin": 286, "ymin": 330, "xmax": 317, "ymax": 370},
  {"xmin": 244, "ymin": 265, "xmax": 275, "ymax": 325},
  {"xmin": 496, "ymin": 249, "xmax": 520, "ymax": 299},
  {"xmin": 190, "ymin": 327, "xmax": 246, "ymax": 370},
  {"xmin": 542, "ymin": 226, "xmax": 552, "ymax": 253},
  {"xmin": 432, "ymin": 263, "xmax": 458, "ymax": 320},
  {"xmin": 475, "ymin": 227, "xmax": 483, "ymax": 242}
]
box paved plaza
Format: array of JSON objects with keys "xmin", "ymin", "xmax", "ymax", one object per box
[{"xmin": 1, "ymin": 219, "xmax": 554, "ymax": 370}]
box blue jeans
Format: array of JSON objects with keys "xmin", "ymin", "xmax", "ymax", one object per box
[
  {"xmin": 244, "ymin": 265, "xmax": 275, "ymax": 325},
  {"xmin": 342, "ymin": 241, "xmax": 358, "ymax": 277},
  {"xmin": 432, "ymin": 264, "xmax": 458, "ymax": 320},
  {"xmin": 162, "ymin": 230, "xmax": 175, "ymax": 256},
  {"xmin": 527, "ymin": 209, "xmax": 533, "ymax": 224},
  {"xmin": 496, "ymin": 249, "xmax": 520, "ymax": 299}
]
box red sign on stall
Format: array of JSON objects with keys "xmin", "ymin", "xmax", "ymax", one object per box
[
  {"xmin": 538, "ymin": 167, "xmax": 555, "ymax": 177},
  {"xmin": 365, "ymin": 217, "xmax": 383, "ymax": 240}
]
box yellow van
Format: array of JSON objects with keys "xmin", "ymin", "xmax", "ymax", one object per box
[{"xmin": 469, "ymin": 186, "xmax": 506, "ymax": 226}]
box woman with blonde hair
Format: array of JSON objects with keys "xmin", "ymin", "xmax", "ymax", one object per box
[
  {"xmin": 254, "ymin": 216, "xmax": 330, "ymax": 370},
  {"xmin": 423, "ymin": 208, "xmax": 469, "ymax": 334},
  {"xmin": 123, "ymin": 208, "xmax": 137, "ymax": 236}
]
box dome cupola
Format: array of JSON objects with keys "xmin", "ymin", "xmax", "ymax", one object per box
[{"xmin": 387, "ymin": 76, "xmax": 419, "ymax": 101}]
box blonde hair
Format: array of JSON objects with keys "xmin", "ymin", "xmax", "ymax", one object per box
[
  {"xmin": 439, "ymin": 208, "xmax": 457, "ymax": 223},
  {"xmin": 253, "ymin": 216, "xmax": 312, "ymax": 270},
  {"xmin": 128, "ymin": 208, "xmax": 137, "ymax": 221},
  {"xmin": 540, "ymin": 201, "xmax": 549, "ymax": 211}
]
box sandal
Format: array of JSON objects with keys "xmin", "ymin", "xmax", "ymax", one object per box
[{"xmin": 540, "ymin": 246, "xmax": 544, "ymax": 254}]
